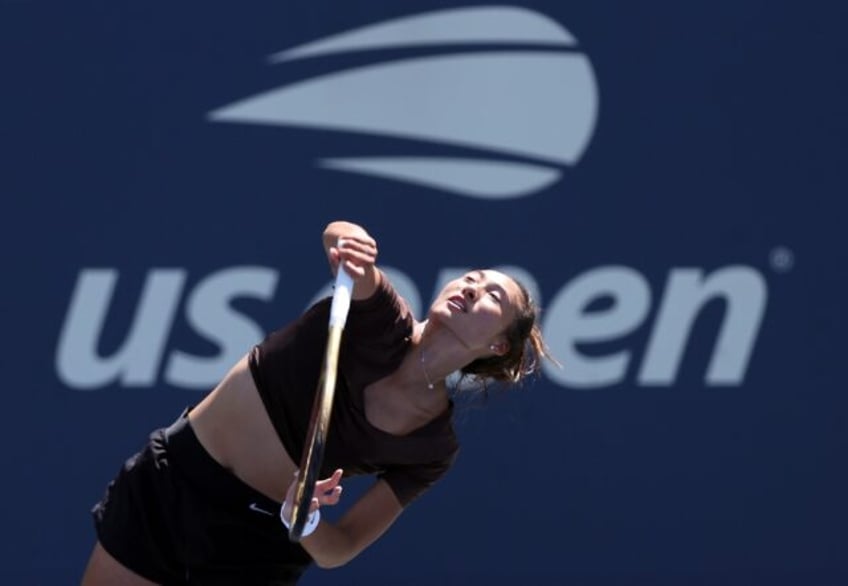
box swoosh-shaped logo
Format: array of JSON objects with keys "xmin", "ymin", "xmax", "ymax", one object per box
[
  {"xmin": 249, "ymin": 502, "xmax": 275, "ymax": 516},
  {"xmin": 208, "ymin": 6, "xmax": 599, "ymax": 199}
]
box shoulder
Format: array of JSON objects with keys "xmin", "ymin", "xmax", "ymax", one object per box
[{"xmin": 348, "ymin": 271, "xmax": 413, "ymax": 328}]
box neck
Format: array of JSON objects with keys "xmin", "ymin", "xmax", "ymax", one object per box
[
  {"xmin": 414, "ymin": 320, "xmax": 470, "ymax": 391},
  {"xmin": 419, "ymin": 347, "xmax": 437, "ymax": 390}
]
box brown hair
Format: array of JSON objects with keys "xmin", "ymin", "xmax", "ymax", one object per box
[{"xmin": 460, "ymin": 277, "xmax": 557, "ymax": 386}]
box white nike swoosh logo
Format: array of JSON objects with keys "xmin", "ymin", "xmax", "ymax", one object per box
[{"xmin": 248, "ymin": 502, "xmax": 275, "ymax": 516}]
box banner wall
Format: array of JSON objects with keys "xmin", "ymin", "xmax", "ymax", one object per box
[{"xmin": 1, "ymin": 1, "xmax": 846, "ymax": 583}]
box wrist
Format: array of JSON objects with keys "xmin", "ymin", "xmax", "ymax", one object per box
[{"xmin": 280, "ymin": 504, "xmax": 321, "ymax": 537}]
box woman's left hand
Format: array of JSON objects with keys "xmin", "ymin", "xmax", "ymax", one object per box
[{"xmin": 281, "ymin": 468, "xmax": 344, "ymax": 523}]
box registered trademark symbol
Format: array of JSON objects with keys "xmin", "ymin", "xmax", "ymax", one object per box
[{"xmin": 769, "ymin": 246, "xmax": 794, "ymax": 273}]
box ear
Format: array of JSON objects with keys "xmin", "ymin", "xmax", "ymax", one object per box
[{"xmin": 488, "ymin": 337, "xmax": 509, "ymax": 357}]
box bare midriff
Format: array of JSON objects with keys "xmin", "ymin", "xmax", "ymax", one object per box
[{"xmin": 187, "ymin": 355, "xmax": 296, "ymax": 503}]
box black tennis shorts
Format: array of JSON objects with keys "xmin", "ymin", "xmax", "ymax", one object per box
[{"xmin": 92, "ymin": 408, "xmax": 312, "ymax": 585}]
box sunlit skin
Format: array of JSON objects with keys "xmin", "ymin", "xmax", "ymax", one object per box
[{"xmin": 427, "ymin": 269, "xmax": 522, "ymax": 353}]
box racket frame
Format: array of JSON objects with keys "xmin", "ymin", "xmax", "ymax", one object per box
[{"xmin": 288, "ymin": 266, "xmax": 353, "ymax": 541}]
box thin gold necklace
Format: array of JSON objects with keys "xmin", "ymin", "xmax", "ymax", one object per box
[{"xmin": 419, "ymin": 348, "xmax": 435, "ymax": 390}]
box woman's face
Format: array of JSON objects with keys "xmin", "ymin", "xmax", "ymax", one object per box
[{"xmin": 428, "ymin": 269, "xmax": 522, "ymax": 352}]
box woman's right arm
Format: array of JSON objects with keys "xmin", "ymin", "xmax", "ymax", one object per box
[{"xmin": 322, "ymin": 221, "xmax": 381, "ymax": 301}]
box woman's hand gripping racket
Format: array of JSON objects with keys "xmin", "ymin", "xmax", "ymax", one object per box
[{"xmin": 288, "ymin": 265, "xmax": 353, "ymax": 542}]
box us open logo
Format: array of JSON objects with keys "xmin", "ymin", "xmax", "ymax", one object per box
[
  {"xmin": 55, "ymin": 6, "xmax": 774, "ymax": 392},
  {"xmin": 207, "ymin": 6, "xmax": 598, "ymax": 199}
]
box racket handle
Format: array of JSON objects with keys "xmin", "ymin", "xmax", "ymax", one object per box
[{"xmin": 329, "ymin": 267, "xmax": 353, "ymax": 328}]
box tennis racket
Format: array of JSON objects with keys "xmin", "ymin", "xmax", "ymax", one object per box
[{"xmin": 288, "ymin": 265, "xmax": 353, "ymax": 541}]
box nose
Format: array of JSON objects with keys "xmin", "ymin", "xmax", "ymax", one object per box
[{"xmin": 462, "ymin": 283, "xmax": 478, "ymax": 301}]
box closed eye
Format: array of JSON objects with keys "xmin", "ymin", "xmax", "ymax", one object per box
[{"xmin": 465, "ymin": 270, "xmax": 485, "ymax": 283}]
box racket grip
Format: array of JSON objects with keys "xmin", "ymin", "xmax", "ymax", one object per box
[{"xmin": 329, "ymin": 267, "xmax": 353, "ymax": 328}]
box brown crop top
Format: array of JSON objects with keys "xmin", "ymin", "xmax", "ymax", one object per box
[{"xmin": 248, "ymin": 273, "xmax": 459, "ymax": 507}]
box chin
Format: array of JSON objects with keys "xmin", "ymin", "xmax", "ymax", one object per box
[{"xmin": 427, "ymin": 308, "xmax": 450, "ymax": 324}]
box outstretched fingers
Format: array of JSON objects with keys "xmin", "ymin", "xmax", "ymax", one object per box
[
  {"xmin": 314, "ymin": 468, "xmax": 344, "ymax": 507},
  {"xmin": 284, "ymin": 468, "xmax": 346, "ymax": 521}
]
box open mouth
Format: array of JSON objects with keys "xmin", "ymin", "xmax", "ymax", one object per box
[{"xmin": 447, "ymin": 295, "xmax": 467, "ymax": 312}]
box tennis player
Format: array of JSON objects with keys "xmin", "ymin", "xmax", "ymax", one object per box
[{"xmin": 81, "ymin": 220, "xmax": 553, "ymax": 585}]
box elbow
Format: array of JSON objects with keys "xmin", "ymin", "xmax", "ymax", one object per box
[
  {"xmin": 314, "ymin": 559, "xmax": 347, "ymax": 570},
  {"xmin": 312, "ymin": 552, "xmax": 355, "ymax": 570},
  {"xmin": 305, "ymin": 527, "xmax": 360, "ymax": 569}
]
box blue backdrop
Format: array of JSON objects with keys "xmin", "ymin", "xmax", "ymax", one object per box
[{"xmin": 2, "ymin": 1, "xmax": 846, "ymax": 584}]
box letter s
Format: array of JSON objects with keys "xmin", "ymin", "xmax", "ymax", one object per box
[{"xmin": 164, "ymin": 267, "xmax": 278, "ymax": 389}]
